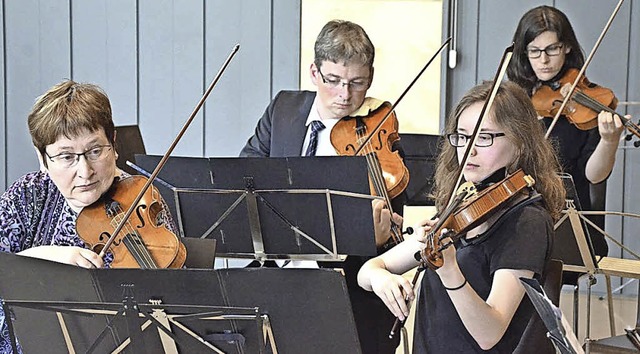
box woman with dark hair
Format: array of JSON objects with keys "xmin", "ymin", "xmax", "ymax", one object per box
[
  {"xmin": 507, "ymin": 5, "xmax": 626, "ymax": 257},
  {"xmin": 358, "ymin": 81, "xmax": 565, "ymax": 353}
]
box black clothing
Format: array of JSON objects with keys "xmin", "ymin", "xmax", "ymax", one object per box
[
  {"xmin": 412, "ymin": 203, "xmax": 553, "ymax": 353},
  {"xmin": 542, "ymin": 117, "xmax": 608, "ymax": 258}
]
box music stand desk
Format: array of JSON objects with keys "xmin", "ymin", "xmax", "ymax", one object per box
[
  {"xmin": 0, "ymin": 253, "xmax": 362, "ymax": 354},
  {"xmin": 133, "ymin": 155, "xmax": 379, "ymax": 261}
]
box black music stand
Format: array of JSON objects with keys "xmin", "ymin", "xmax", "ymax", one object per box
[
  {"xmin": 520, "ymin": 278, "xmax": 581, "ymax": 354},
  {"xmin": 115, "ymin": 125, "xmax": 146, "ymax": 176},
  {"xmin": 398, "ymin": 133, "xmax": 441, "ymax": 206},
  {"xmin": 0, "ymin": 252, "xmax": 361, "ymax": 353},
  {"xmin": 133, "ymin": 155, "xmax": 378, "ymax": 261}
]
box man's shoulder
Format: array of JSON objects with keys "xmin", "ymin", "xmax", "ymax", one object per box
[{"xmin": 272, "ymin": 90, "xmax": 316, "ymax": 105}]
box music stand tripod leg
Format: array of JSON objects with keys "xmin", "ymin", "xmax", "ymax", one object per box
[
  {"xmin": 604, "ymin": 274, "xmax": 616, "ymax": 336},
  {"xmin": 2, "ymin": 300, "xmax": 20, "ymax": 354},
  {"xmin": 122, "ymin": 288, "xmax": 147, "ymax": 354}
]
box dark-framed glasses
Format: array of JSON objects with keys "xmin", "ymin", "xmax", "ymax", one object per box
[
  {"xmin": 317, "ymin": 68, "xmax": 370, "ymax": 92},
  {"xmin": 526, "ymin": 43, "xmax": 564, "ymax": 59},
  {"xmin": 45, "ymin": 145, "xmax": 113, "ymax": 168},
  {"xmin": 447, "ymin": 132, "xmax": 506, "ymax": 147}
]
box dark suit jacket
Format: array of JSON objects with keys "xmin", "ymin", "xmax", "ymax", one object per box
[{"xmin": 240, "ymin": 90, "xmax": 316, "ymax": 157}]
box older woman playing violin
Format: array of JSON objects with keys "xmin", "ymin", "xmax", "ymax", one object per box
[
  {"xmin": 358, "ymin": 81, "xmax": 566, "ymax": 353},
  {"xmin": 507, "ymin": 6, "xmax": 627, "ymax": 258},
  {"xmin": 0, "ymin": 80, "xmax": 175, "ymax": 352}
]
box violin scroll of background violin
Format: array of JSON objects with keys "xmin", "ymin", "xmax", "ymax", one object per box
[
  {"xmin": 419, "ymin": 169, "xmax": 535, "ymax": 270},
  {"xmin": 77, "ymin": 175, "xmax": 187, "ymax": 269}
]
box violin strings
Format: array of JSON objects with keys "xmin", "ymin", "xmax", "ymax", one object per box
[
  {"xmin": 357, "ymin": 125, "xmax": 404, "ymax": 243},
  {"xmin": 574, "ymin": 91, "xmax": 640, "ymax": 136},
  {"xmin": 112, "ymin": 203, "xmax": 158, "ymax": 268},
  {"xmin": 112, "ymin": 209, "xmax": 154, "ymax": 268}
]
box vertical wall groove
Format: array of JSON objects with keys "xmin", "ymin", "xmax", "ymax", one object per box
[
  {"xmin": 1, "ymin": 0, "xmax": 7, "ymax": 190},
  {"xmin": 69, "ymin": 0, "xmax": 73, "ymax": 79}
]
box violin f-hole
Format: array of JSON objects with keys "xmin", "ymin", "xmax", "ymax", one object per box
[{"xmin": 134, "ymin": 204, "xmax": 147, "ymax": 228}]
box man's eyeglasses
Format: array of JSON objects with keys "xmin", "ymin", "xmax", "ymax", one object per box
[
  {"xmin": 526, "ymin": 43, "xmax": 564, "ymax": 59},
  {"xmin": 45, "ymin": 145, "xmax": 113, "ymax": 168},
  {"xmin": 317, "ymin": 68, "xmax": 370, "ymax": 92},
  {"xmin": 447, "ymin": 132, "xmax": 506, "ymax": 147}
]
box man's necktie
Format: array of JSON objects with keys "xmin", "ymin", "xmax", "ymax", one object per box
[{"xmin": 304, "ymin": 120, "xmax": 326, "ymax": 156}]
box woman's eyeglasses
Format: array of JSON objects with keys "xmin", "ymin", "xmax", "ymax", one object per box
[
  {"xmin": 447, "ymin": 132, "xmax": 506, "ymax": 147},
  {"xmin": 526, "ymin": 43, "xmax": 564, "ymax": 59},
  {"xmin": 45, "ymin": 145, "xmax": 113, "ymax": 168}
]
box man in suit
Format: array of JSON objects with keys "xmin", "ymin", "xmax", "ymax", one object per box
[{"xmin": 241, "ymin": 20, "xmax": 405, "ymax": 354}]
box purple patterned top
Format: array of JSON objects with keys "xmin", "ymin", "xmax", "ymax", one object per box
[{"xmin": 0, "ymin": 170, "xmax": 177, "ymax": 352}]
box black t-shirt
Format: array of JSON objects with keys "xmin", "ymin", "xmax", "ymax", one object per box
[
  {"xmin": 412, "ymin": 203, "xmax": 552, "ymax": 353},
  {"xmin": 542, "ymin": 117, "xmax": 608, "ymax": 257},
  {"xmin": 542, "ymin": 117, "xmax": 599, "ymax": 210}
]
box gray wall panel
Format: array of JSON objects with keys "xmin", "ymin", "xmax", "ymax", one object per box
[
  {"xmin": 556, "ymin": 0, "xmax": 630, "ymax": 97},
  {"xmin": 272, "ymin": 0, "xmax": 301, "ymax": 94},
  {"xmin": 72, "ymin": 0, "xmax": 138, "ymax": 126},
  {"xmin": 138, "ymin": 0, "xmax": 204, "ymax": 157},
  {"xmin": 444, "ymin": 0, "xmax": 479, "ymax": 111},
  {"xmin": 5, "ymin": 0, "xmax": 71, "ymax": 183},
  {"xmin": 204, "ymin": 0, "xmax": 272, "ymax": 157},
  {"xmin": 476, "ymin": 0, "xmax": 538, "ymax": 83}
]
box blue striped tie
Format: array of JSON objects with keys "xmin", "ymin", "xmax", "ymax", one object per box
[{"xmin": 304, "ymin": 120, "xmax": 326, "ymax": 156}]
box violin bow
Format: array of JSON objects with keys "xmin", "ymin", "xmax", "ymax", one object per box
[
  {"xmin": 445, "ymin": 44, "xmax": 514, "ymax": 207},
  {"xmin": 352, "ymin": 37, "xmax": 451, "ymax": 156},
  {"xmin": 544, "ymin": 0, "xmax": 625, "ymax": 139},
  {"xmin": 98, "ymin": 44, "xmax": 240, "ymax": 258},
  {"xmin": 389, "ymin": 44, "xmax": 514, "ymax": 339}
]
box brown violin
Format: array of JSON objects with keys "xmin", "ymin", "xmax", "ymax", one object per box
[
  {"xmin": 532, "ymin": 68, "xmax": 640, "ymax": 140},
  {"xmin": 419, "ymin": 169, "xmax": 535, "ymax": 270},
  {"xmin": 330, "ymin": 101, "xmax": 410, "ymax": 243},
  {"xmin": 76, "ymin": 175, "xmax": 187, "ymax": 269}
]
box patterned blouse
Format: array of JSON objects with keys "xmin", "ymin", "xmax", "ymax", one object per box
[{"xmin": 0, "ymin": 170, "xmax": 176, "ymax": 352}]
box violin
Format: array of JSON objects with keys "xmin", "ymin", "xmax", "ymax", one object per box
[
  {"xmin": 76, "ymin": 175, "xmax": 187, "ymax": 269},
  {"xmin": 419, "ymin": 169, "xmax": 535, "ymax": 270},
  {"xmin": 532, "ymin": 68, "xmax": 640, "ymax": 140},
  {"xmin": 74, "ymin": 44, "xmax": 239, "ymax": 268},
  {"xmin": 330, "ymin": 101, "xmax": 410, "ymax": 243}
]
